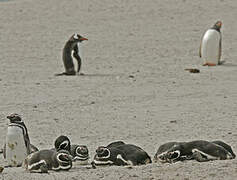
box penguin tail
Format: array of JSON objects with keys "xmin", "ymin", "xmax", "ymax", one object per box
[{"xmin": 218, "ymin": 60, "xmax": 225, "ymax": 65}]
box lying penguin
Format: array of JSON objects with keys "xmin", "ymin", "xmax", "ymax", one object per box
[
  {"xmin": 92, "ymin": 141, "xmax": 152, "ymax": 167},
  {"xmin": 56, "ymin": 33, "xmax": 88, "ymax": 76},
  {"xmin": 23, "ymin": 149, "xmax": 72, "ymax": 173},
  {"xmin": 154, "ymin": 140, "xmax": 235, "ymax": 163},
  {"xmin": 54, "ymin": 135, "xmax": 90, "ymax": 165},
  {"xmin": 1, "ymin": 114, "xmax": 38, "ymax": 167},
  {"xmin": 153, "ymin": 142, "xmax": 190, "ymax": 163}
]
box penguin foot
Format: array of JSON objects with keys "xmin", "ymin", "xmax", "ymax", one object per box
[
  {"xmin": 218, "ymin": 61, "xmax": 225, "ymax": 65},
  {"xmin": 91, "ymin": 161, "xmax": 96, "ymax": 169},
  {"xmin": 40, "ymin": 164, "xmax": 49, "ymax": 173},
  {"xmin": 203, "ymin": 63, "xmax": 217, "ymax": 66},
  {"xmin": 55, "ymin": 72, "xmax": 76, "ymax": 76}
]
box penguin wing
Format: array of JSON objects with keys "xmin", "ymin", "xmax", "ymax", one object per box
[
  {"xmin": 199, "ymin": 32, "xmax": 205, "ymax": 58},
  {"xmin": 218, "ymin": 35, "xmax": 222, "ymax": 62},
  {"xmin": 72, "ymin": 44, "xmax": 82, "ymax": 72},
  {"xmin": 3, "ymin": 144, "xmax": 6, "ymax": 158}
]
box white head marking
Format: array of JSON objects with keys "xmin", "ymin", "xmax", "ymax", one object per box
[{"xmin": 73, "ymin": 34, "xmax": 79, "ymax": 39}]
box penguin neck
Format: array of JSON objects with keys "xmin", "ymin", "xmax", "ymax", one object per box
[{"xmin": 211, "ymin": 25, "xmax": 221, "ymax": 32}]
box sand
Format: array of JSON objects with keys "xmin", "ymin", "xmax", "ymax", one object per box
[{"xmin": 0, "ymin": 0, "xmax": 237, "ymax": 179}]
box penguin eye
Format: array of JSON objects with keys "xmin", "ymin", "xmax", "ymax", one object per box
[{"xmin": 167, "ymin": 151, "xmax": 180, "ymax": 159}]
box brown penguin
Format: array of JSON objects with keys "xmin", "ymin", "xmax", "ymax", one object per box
[{"xmin": 56, "ymin": 33, "xmax": 88, "ymax": 76}]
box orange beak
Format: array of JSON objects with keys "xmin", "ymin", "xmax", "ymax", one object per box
[
  {"xmin": 79, "ymin": 37, "xmax": 88, "ymax": 41},
  {"xmin": 216, "ymin": 21, "xmax": 222, "ymax": 28}
]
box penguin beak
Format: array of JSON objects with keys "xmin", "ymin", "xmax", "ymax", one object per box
[
  {"xmin": 79, "ymin": 37, "xmax": 88, "ymax": 41},
  {"xmin": 216, "ymin": 21, "xmax": 222, "ymax": 28}
]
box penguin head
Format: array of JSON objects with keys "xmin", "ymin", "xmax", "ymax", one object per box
[
  {"xmin": 54, "ymin": 135, "xmax": 71, "ymax": 152},
  {"xmin": 213, "ymin": 21, "xmax": 222, "ymax": 31},
  {"xmin": 7, "ymin": 113, "xmax": 22, "ymax": 123},
  {"xmin": 75, "ymin": 145, "xmax": 89, "ymax": 156},
  {"xmin": 56, "ymin": 150, "xmax": 72, "ymax": 170},
  {"xmin": 165, "ymin": 150, "xmax": 181, "ymax": 163},
  {"xmin": 70, "ymin": 34, "xmax": 88, "ymax": 43},
  {"xmin": 95, "ymin": 146, "xmax": 111, "ymax": 159}
]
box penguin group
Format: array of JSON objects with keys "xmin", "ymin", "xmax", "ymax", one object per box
[
  {"xmin": 154, "ymin": 140, "xmax": 235, "ymax": 163},
  {"xmin": 0, "ymin": 20, "xmax": 232, "ymax": 175},
  {"xmin": 0, "ymin": 114, "xmax": 235, "ymax": 173},
  {"xmin": 55, "ymin": 21, "xmax": 223, "ymax": 77},
  {"xmin": 24, "ymin": 135, "xmax": 90, "ymax": 173}
]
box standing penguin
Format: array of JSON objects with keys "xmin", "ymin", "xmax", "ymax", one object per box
[
  {"xmin": 56, "ymin": 33, "xmax": 88, "ymax": 76},
  {"xmin": 4, "ymin": 113, "xmax": 37, "ymax": 167},
  {"xmin": 199, "ymin": 21, "xmax": 222, "ymax": 66}
]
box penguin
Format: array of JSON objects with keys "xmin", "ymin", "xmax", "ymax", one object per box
[
  {"xmin": 56, "ymin": 33, "xmax": 88, "ymax": 76},
  {"xmin": 153, "ymin": 142, "xmax": 190, "ymax": 163},
  {"xmin": 92, "ymin": 146, "xmax": 130, "ymax": 166},
  {"xmin": 164, "ymin": 140, "xmax": 234, "ymax": 163},
  {"xmin": 54, "ymin": 135, "xmax": 90, "ymax": 165},
  {"xmin": 54, "ymin": 135, "xmax": 71, "ymax": 152},
  {"xmin": 70, "ymin": 145, "xmax": 89, "ymax": 165},
  {"xmin": 92, "ymin": 141, "xmax": 151, "ymax": 166},
  {"xmin": 199, "ymin": 21, "xmax": 222, "ymax": 66},
  {"xmin": 4, "ymin": 113, "xmax": 38, "ymax": 167},
  {"xmin": 23, "ymin": 149, "xmax": 72, "ymax": 173}
]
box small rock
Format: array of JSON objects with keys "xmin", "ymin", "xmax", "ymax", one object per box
[
  {"xmin": 170, "ymin": 120, "xmax": 177, "ymax": 123},
  {"xmin": 185, "ymin": 68, "xmax": 200, "ymax": 73},
  {"xmin": 129, "ymin": 75, "xmax": 135, "ymax": 78}
]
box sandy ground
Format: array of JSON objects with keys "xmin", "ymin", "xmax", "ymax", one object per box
[{"xmin": 0, "ymin": 0, "xmax": 237, "ymax": 179}]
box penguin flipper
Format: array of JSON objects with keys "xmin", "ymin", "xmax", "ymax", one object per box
[
  {"xmin": 199, "ymin": 33, "xmax": 205, "ymax": 58},
  {"xmin": 0, "ymin": 144, "xmax": 6, "ymax": 159},
  {"xmin": 30, "ymin": 144, "xmax": 39, "ymax": 153},
  {"xmin": 199, "ymin": 41, "xmax": 202, "ymax": 58},
  {"xmin": 218, "ymin": 37, "xmax": 222, "ymax": 63},
  {"xmin": 192, "ymin": 151, "xmax": 210, "ymax": 162},
  {"xmin": 72, "ymin": 45, "xmax": 82, "ymax": 73}
]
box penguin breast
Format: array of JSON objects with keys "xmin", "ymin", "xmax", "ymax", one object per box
[
  {"xmin": 201, "ymin": 29, "xmax": 221, "ymax": 64},
  {"xmin": 6, "ymin": 126, "xmax": 28, "ymax": 166}
]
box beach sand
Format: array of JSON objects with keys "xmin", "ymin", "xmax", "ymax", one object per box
[{"xmin": 0, "ymin": 0, "xmax": 237, "ymax": 179}]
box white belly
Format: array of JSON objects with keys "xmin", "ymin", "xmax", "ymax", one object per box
[
  {"xmin": 201, "ymin": 29, "xmax": 221, "ymax": 64},
  {"xmin": 6, "ymin": 126, "xmax": 27, "ymax": 166}
]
